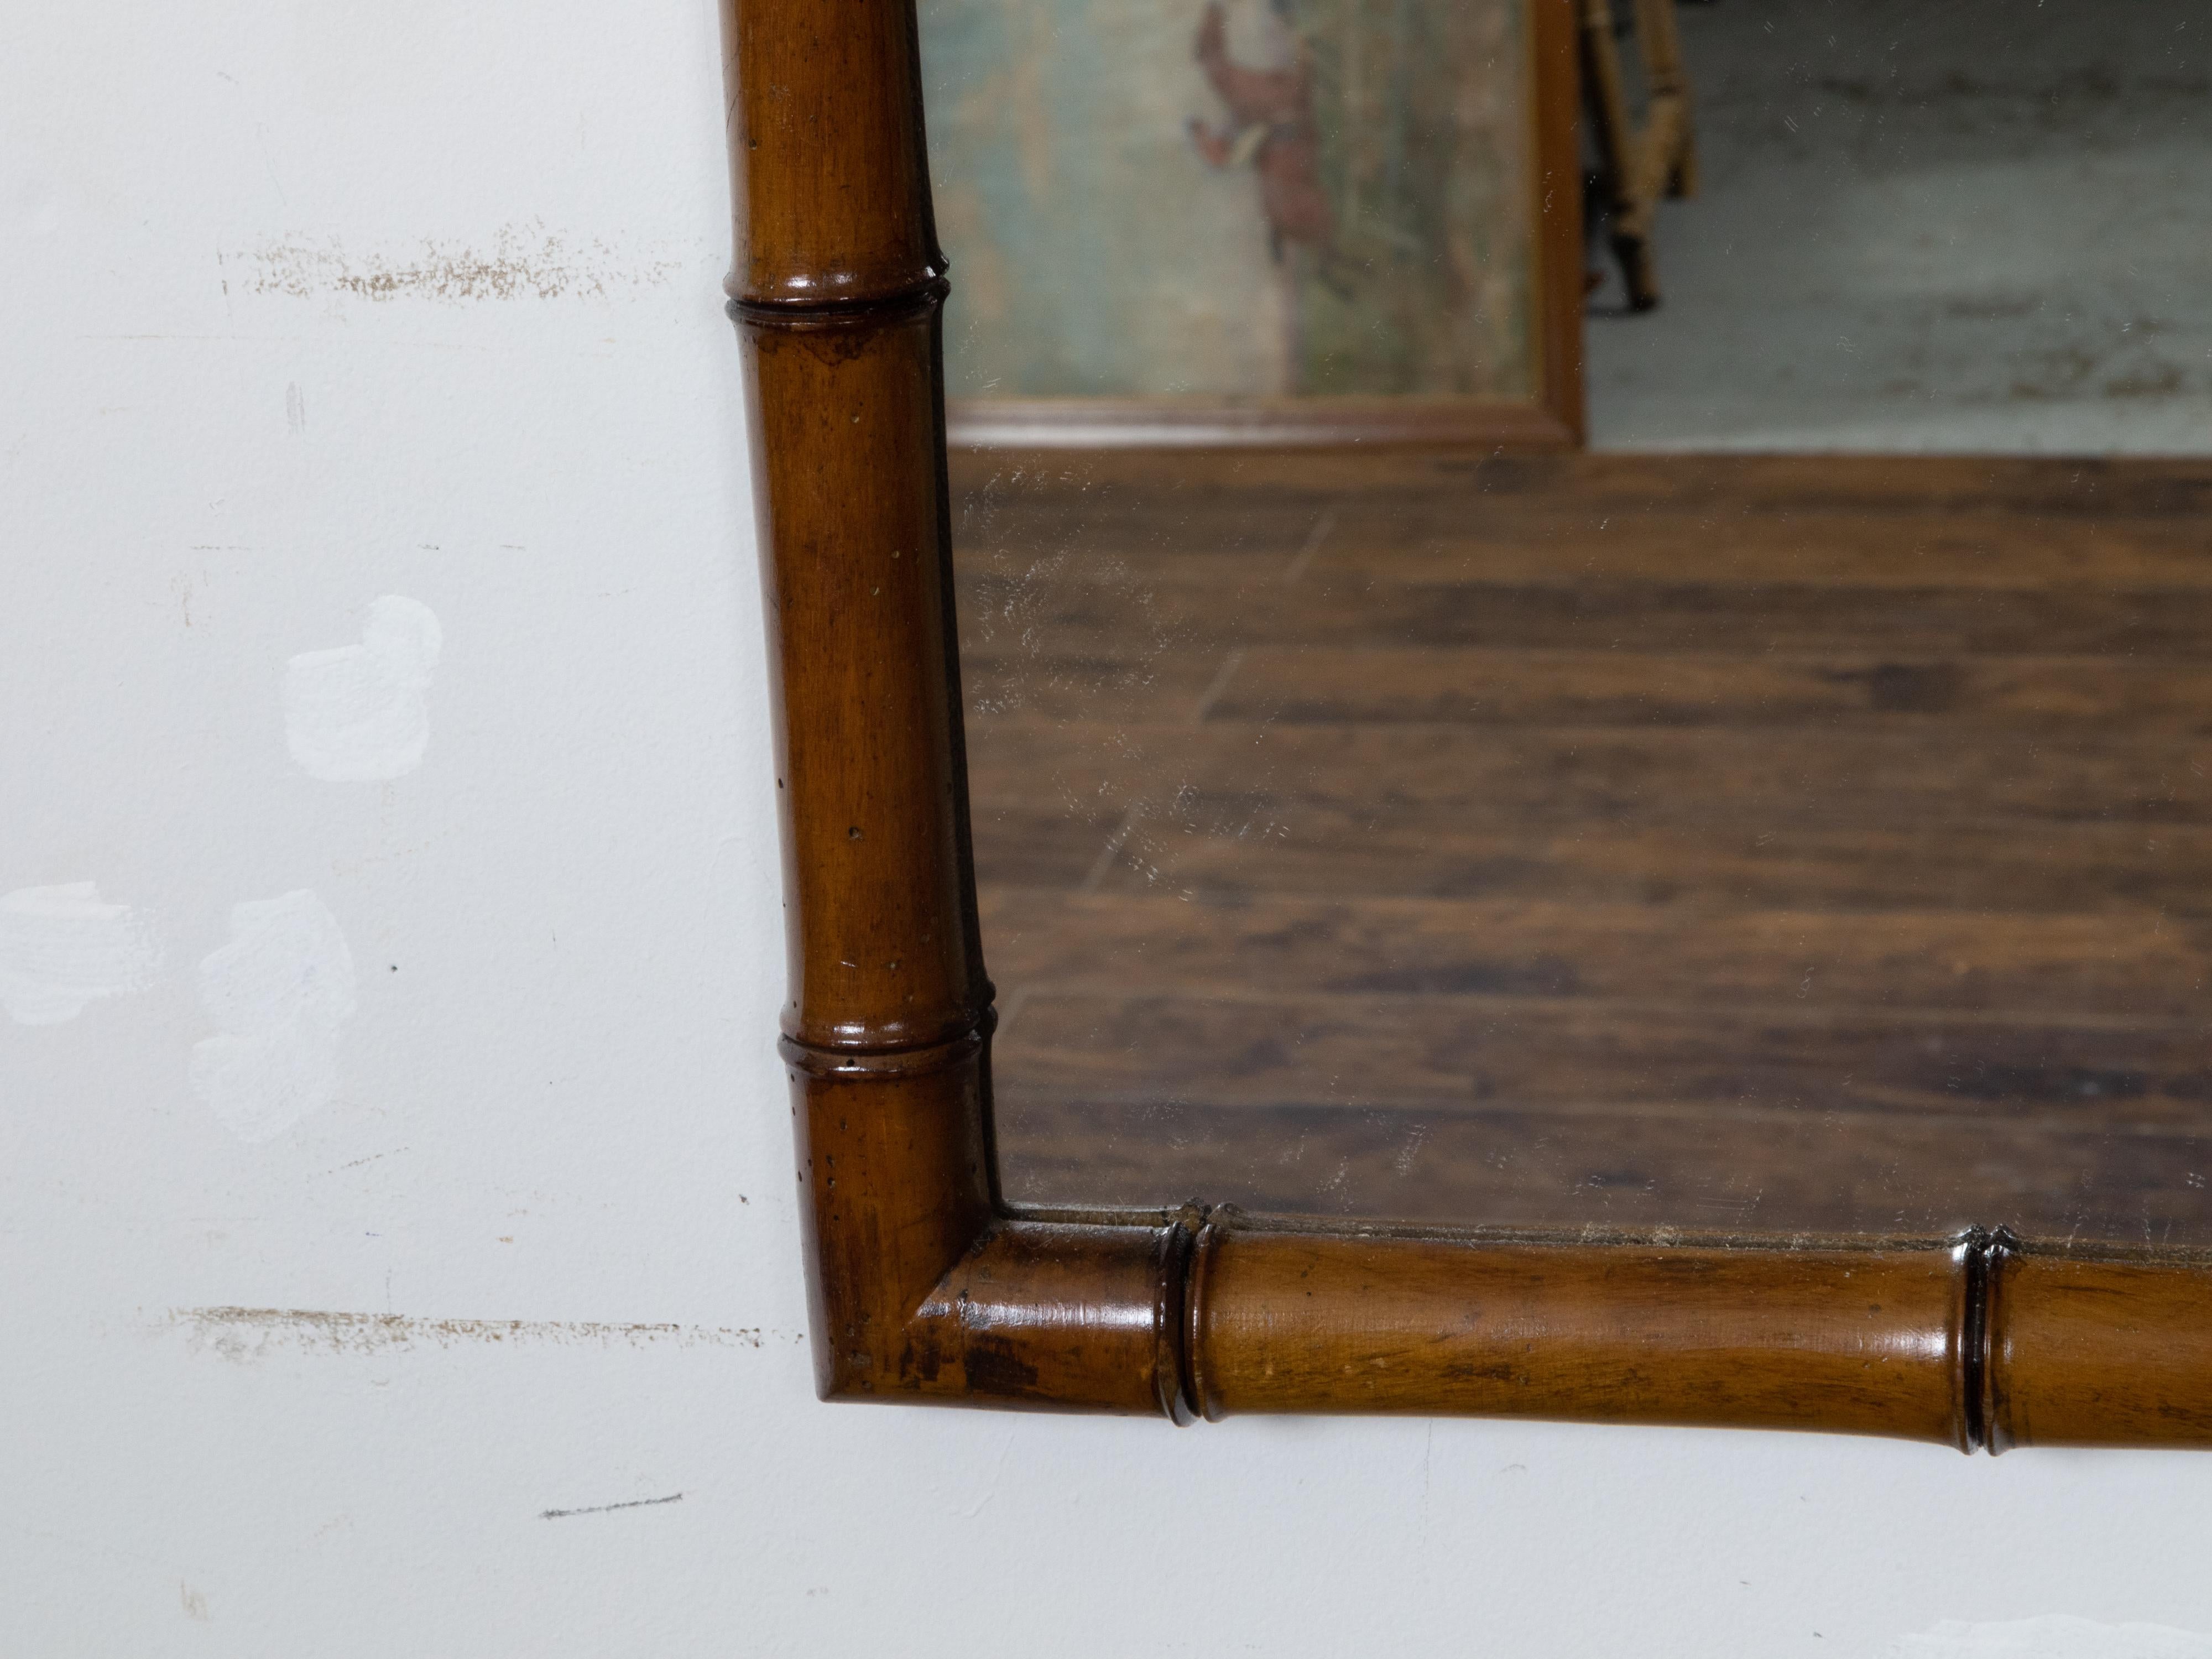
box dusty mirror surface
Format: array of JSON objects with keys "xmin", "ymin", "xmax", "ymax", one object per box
[{"xmin": 941, "ymin": 0, "xmax": 2212, "ymax": 1243}]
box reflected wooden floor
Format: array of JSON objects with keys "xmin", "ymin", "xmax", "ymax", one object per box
[{"xmin": 952, "ymin": 451, "xmax": 2212, "ymax": 1241}]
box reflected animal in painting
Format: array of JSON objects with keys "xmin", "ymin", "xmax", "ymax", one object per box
[{"xmin": 1187, "ymin": 0, "xmax": 1345, "ymax": 284}]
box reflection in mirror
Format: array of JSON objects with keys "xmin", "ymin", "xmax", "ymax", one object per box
[
  {"xmin": 940, "ymin": 0, "xmax": 2212, "ymax": 1243},
  {"xmin": 922, "ymin": 0, "xmax": 1540, "ymax": 401}
]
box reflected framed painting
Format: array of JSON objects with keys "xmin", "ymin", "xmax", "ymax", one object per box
[{"xmin": 921, "ymin": 0, "xmax": 1584, "ymax": 445}]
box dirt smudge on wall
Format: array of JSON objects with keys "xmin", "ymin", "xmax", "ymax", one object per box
[
  {"xmin": 227, "ymin": 222, "xmax": 682, "ymax": 303},
  {"xmin": 169, "ymin": 1306, "xmax": 800, "ymax": 1361}
]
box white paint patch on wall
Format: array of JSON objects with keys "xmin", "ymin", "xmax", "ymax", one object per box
[
  {"xmin": 190, "ymin": 890, "xmax": 358, "ymax": 1142},
  {"xmin": 284, "ymin": 596, "xmax": 443, "ymax": 781},
  {"xmin": 1896, "ymin": 1617, "xmax": 2212, "ymax": 1658},
  {"xmin": 0, "ymin": 883, "xmax": 161, "ymax": 1025}
]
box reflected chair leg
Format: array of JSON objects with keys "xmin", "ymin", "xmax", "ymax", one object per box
[
  {"xmin": 1610, "ymin": 226, "xmax": 1659, "ymax": 312},
  {"xmin": 1579, "ymin": 0, "xmax": 1636, "ymax": 205},
  {"xmin": 1585, "ymin": 0, "xmax": 1697, "ymax": 309},
  {"xmin": 1632, "ymin": 0, "xmax": 1699, "ymax": 199},
  {"xmin": 1579, "ymin": 0, "xmax": 1656, "ymax": 306}
]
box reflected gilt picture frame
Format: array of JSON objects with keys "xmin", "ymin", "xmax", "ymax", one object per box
[{"xmin": 924, "ymin": 0, "xmax": 1587, "ymax": 447}]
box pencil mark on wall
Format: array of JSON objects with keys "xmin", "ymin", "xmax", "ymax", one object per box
[
  {"xmin": 284, "ymin": 596, "xmax": 442, "ymax": 781},
  {"xmin": 309, "ymin": 1148, "xmax": 408, "ymax": 1180},
  {"xmin": 541, "ymin": 1493, "xmax": 684, "ymax": 1520},
  {"xmin": 168, "ymin": 1305, "xmax": 804, "ymax": 1361},
  {"xmin": 0, "ymin": 883, "xmax": 163, "ymax": 1025},
  {"xmin": 189, "ymin": 890, "xmax": 357, "ymax": 1142},
  {"xmin": 227, "ymin": 222, "xmax": 682, "ymax": 304}
]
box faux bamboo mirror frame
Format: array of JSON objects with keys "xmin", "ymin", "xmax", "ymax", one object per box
[{"xmin": 720, "ymin": 0, "xmax": 2212, "ymax": 1451}]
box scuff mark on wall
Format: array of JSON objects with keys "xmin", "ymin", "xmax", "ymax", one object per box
[
  {"xmin": 0, "ymin": 883, "xmax": 161, "ymax": 1025},
  {"xmin": 189, "ymin": 890, "xmax": 357, "ymax": 1142},
  {"xmin": 1896, "ymin": 1617, "xmax": 2212, "ymax": 1658},
  {"xmin": 168, "ymin": 1306, "xmax": 800, "ymax": 1361},
  {"xmin": 284, "ymin": 596, "xmax": 441, "ymax": 782},
  {"xmin": 227, "ymin": 222, "xmax": 682, "ymax": 303}
]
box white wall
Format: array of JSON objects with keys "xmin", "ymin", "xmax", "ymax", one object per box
[{"xmin": 8, "ymin": 6, "xmax": 2212, "ymax": 1655}]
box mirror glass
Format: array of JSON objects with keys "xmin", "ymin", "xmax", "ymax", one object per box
[{"xmin": 941, "ymin": 0, "xmax": 2212, "ymax": 1243}]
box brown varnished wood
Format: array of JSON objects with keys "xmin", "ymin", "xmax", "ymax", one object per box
[
  {"xmin": 1186, "ymin": 1227, "xmax": 1975, "ymax": 1447},
  {"xmin": 789, "ymin": 1032, "xmax": 1183, "ymax": 1415},
  {"xmin": 744, "ymin": 299, "xmax": 975, "ymax": 1055},
  {"xmin": 723, "ymin": 0, "xmax": 2212, "ymax": 1445},
  {"xmin": 1986, "ymin": 1245, "xmax": 2212, "ymax": 1449},
  {"xmin": 720, "ymin": 0, "xmax": 941, "ymax": 305},
  {"xmin": 786, "ymin": 1037, "xmax": 993, "ymax": 1402},
  {"xmin": 910, "ymin": 1217, "xmax": 1193, "ymax": 1418}
]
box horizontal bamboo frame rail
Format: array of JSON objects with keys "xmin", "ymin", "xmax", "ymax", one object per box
[{"xmin": 721, "ymin": 0, "xmax": 2212, "ymax": 1449}]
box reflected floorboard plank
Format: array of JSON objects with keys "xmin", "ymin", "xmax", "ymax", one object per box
[
  {"xmin": 997, "ymin": 1097, "xmax": 2212, "ymax": 1238},
  {"xmin": 957, "ymin": 568, "xmax": 2212, "ymax": 659},
  {"xmin": 968, "ymin": 723, "xmax": 2212, "ymax": 825},
  {"xmin": 977, "ymin": 890, "xmax": 2212, "ymax": 1022},
  {"xmin": 978, "ymin": 806, "xmax": 2212, "ymax": 917},
  {"xmin": 994, "ymin": 992, "xmax": 2212, "ymax": 1129}
]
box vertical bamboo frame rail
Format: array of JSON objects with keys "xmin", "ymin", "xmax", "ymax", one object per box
[{"xmin": 720, "ymin": 0, "xmax": 2212, "ymax": 1448}]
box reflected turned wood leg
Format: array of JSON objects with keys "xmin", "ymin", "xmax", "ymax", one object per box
[{"xmin": 1582, "ymin": 0, "xmax": 1697, "ymax": 308}]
